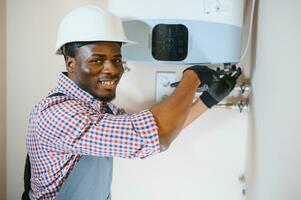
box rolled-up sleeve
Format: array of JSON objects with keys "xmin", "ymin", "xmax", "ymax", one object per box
[{"xmin": 36, "ymin": 100, "xmax": 161, "ymax": 158}]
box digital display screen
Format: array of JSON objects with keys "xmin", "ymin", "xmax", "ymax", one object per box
[{"xmin": 152, "ymin": 24, "xmax": 188, "ymax": 61}]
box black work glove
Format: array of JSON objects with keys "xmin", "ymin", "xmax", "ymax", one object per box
[
  {"xmin": 184, "ymin": 65, "xmax": 220, "ymax": 90},
  {"xmin": 200, "ymin": 66, "xmax": 242, "ymax": 108}
]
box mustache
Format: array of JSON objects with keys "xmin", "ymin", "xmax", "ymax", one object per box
[{"xmin": 98, "ymin": 75, "xmax": 119, "ymax": 80}]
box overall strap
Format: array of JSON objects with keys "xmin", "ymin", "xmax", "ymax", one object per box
[
  {"xmin": 21, "ymin": 155, "xmax": 31, "ymax": 200},
  {"xmin": 48, "ymin": 92, "xmax": 65, "ymax": 98}
]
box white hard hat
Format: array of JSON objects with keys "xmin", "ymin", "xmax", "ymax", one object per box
[{"xmin": 54, "ymin": 5, "xmax": 135, "ymax": 55}]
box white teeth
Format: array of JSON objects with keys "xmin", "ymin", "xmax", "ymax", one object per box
[{"xmin": 101, "ymin": 81, "xmax": 115, "ymax": 85}]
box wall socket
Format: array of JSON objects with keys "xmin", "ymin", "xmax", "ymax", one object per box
[{"xmin": 155, "ymin": 72, "xmax": 177, "ymax": 103}]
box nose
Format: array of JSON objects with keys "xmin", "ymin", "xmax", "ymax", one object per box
[{"xmin": 102, "ymin": 60, "xmax": 123, "ymax": 74}]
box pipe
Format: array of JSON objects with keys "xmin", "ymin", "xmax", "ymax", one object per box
[{"xmin": 215, "ymin": 100, "xmax": 249, "ymax": 113}]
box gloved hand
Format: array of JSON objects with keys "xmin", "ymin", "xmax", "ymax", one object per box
[
  {"xmin": 184, "ymin": 65, "xmax": 220, "ymax": 90},
  {"xmin": 200, "ymin": 66, "xmax": 242, "ymax": 108}
]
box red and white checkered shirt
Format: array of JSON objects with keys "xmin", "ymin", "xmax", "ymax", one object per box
[{"xmin": 26, "ymin": 72, "xmax": 160, "ymax": 199}]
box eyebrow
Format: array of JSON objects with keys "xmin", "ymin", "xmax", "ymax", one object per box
[{"xmin": 91, "ymin": 53, "xmax": 122, "ymax": 58}]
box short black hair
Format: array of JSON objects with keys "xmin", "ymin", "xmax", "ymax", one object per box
[
  {"xmin": 62, "ymin": 41, "xmax": 122, "ymax": 60},
  {"xmin": 62, "ymin": 42, "xmax": 95, "ymax": 58}
]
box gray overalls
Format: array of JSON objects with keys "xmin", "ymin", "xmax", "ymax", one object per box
[
  {"xmin": 56, "ymin": 102, "xmax": 114, "ymax": 200},
  {"xmin": 56, "ymin": 156, "xmax": 113, "ymax": 200}
]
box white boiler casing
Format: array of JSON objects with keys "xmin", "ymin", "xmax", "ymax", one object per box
[{"xmin": 108, "ymin": 0, "xmax": 244, "ymax": 64}]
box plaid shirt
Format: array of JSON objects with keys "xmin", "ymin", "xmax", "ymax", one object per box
[{"xmin": 26, "ymin": 72, "xmax": 160, "ymax": 199}]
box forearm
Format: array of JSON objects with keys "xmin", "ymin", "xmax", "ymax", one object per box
[
  {"xmin": 150, "ymin": 70, "xmax": 200, "ymax": 150},
  {"xmin": 183, "ymin": 98, "xmax": 208, "ymax": 128}
]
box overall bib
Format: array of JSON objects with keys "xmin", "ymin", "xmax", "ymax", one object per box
[
  {"xmin": 55, "ymin": 156, "xmax": 113, "ymax": 200},
  {"xmin": 56, "ymin": 98, "xmax": 114, "ymax": 200}
]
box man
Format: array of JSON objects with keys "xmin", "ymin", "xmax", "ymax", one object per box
[{"xmin": 25, "ymin": 5, "xmax": 241, "ymax": 200}]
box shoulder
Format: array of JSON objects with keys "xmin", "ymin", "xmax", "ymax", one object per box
[{"xmin": 33, "ymin": 92, "xmax": 89, "ymax": 117}]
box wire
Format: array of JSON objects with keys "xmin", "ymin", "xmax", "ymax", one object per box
[{"xmin": 239, "ymin": 0, "xmax": 256, "ymax": 62}]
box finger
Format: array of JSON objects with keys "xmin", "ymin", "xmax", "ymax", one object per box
[
  {"xmin": 222, "ymin": 75, "xmax": 236, "ymax": 90},
  {"xmin": 212, "ymin": 74, "xmax": 221, "ymax": 82},
  {"xmin": 216, "ymin": 67, "xmax": 225, "ymax": 78},
  {"xmin": 222, "ymin": 72, "xmax": 237, "ymax": 85},
  {"xmin": 228, "ymin": 67, "xmax": 241, "ymax": 79},
  {"xmin": 232, "ymin": 67, "xmax": 242, "ymax": 80},
  {"xmin": 221, "ymin": 75, "xmax": 230, "ymax": 82}
]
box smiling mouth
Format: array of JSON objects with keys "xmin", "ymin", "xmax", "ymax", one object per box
[{"xmin": 98, "ymin": 80, "xmax": 118, "ymax": 89}]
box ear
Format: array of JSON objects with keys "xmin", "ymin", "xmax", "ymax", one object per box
[{"xmin": 66, "ymin": 56, "xmax": 76, "ymax": 73}]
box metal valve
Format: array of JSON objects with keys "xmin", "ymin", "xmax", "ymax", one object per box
[
  {"xmin": 215, "ymin": 100, "xmax": 249, "ymax": 113},
  {"xmin": 234, "ymin": 82, "xmax": 251, "ymax": 95}
]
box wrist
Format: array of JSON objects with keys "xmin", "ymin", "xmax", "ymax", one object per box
[{"xmin": 199, "ymin": 92, "xmax": 218, "ymax": 108}]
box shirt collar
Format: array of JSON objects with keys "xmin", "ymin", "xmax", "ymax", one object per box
[
  {"xmin": 57, "ymin": 72, "xmax": 117, "ymax": 114},
  {"xmin": 57, "ymin": 72, "xmax": 95, "ymax": 104}
]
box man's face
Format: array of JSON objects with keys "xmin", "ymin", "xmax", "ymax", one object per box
[{"xmin": 67, "ymin": 42, "xmax": 124, "ymax": 102}]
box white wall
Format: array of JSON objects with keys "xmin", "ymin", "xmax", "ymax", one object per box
[
  {"xmin": 245, "ymin": 1, "xmax": 301, "ymax": 200},
  {"xmin": 0, "ymin": 0, "xmax": 6, "ymax": 198},
  {"xmin": 6, "ymin": 1, "xmax": 248, "ymax": 199},
  {"xmin": 112, "ymin": 62, "xmax": 248, "ymax": 200}
]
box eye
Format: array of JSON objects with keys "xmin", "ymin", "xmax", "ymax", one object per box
[
  {"xmin": 90, "ymin": 59, "xmax": 104, "ymax": 64},
  {"xmin": 113, "ymin": 58, "xmax": 122, "ymax": 63}
]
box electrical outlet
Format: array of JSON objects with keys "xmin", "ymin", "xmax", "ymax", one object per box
[{"xmin": 155, "ymin": 72, "xmax": 177, "ymax": 103}]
